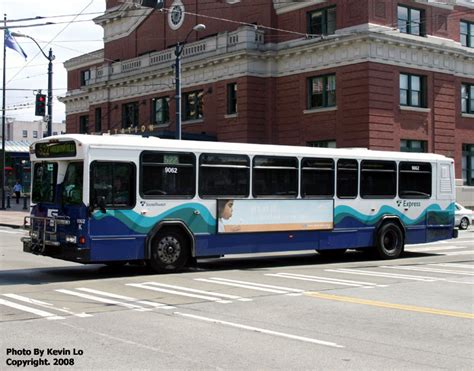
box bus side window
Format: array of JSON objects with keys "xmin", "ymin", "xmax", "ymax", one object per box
[
  {"xmin": 252, "ymin": 156, "xmax": 298, "ymax": 198},
  {"xmin": 90, "ymin": 161, "xmax": 136, "ymax": 209},
  {"xmin": 337, "ymin": 159, "xmax": 358, "ymax": 199},
  {"xmin": 301, "ymin": 158, "xmax": 334, "ymax": 198},
  {"xmin": 399, "ymin": 162, "xmax": 431, "ymax": 198},
  {"xmin": 199, "ymin": 153, "xmax": 250, "ymax": 198},
  {"xmin": 360, "ymin": 160, "xmax": 396, "ymax": 199},
  {"xmin": 140, "ymin": 151, "xmax": 195, "ymax": 198}
]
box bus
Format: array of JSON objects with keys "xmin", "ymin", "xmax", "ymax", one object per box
[{"xmin": 22, "ymin": 134, "xmax": 457, "ymax": 273}]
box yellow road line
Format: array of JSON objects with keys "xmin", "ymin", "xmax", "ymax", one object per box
[{"xmin": 305, "ymin": 292, "xmax": 474, "ymax": 319}]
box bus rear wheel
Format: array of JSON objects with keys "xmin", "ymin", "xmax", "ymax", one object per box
[
  {"xmin": 149, "ymin": 230, "xmax": 190, "ymax": 273},
  {"xmin": 375, "ymin": 222, "xmax": 404, "ymax": 259}
]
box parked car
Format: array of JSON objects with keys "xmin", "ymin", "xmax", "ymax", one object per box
[{"xmin": 455, "ymin": 203, "xmax": 473, "ymax": 230}]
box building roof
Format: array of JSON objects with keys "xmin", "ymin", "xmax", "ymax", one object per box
[{"xmin": 0, "ymin": 140, "xmax": 31, "ymax": 153}]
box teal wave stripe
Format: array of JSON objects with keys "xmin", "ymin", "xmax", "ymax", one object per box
[
  {"xmin": 93, "ymin": 203, "xmax": 216, "ymax": 234},
  {"xmin": 334, "ymin": 203, "xmax": 454, "ymax": 226}
]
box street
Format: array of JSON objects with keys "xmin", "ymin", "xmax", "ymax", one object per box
[{"xmin": 0, "ymin": 227, "xmax": 473, "ymax": 370}]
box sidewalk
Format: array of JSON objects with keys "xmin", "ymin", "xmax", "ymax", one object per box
[{"xmin": 0, "ymin": 196, "xmax": 30, "ymax": 229}]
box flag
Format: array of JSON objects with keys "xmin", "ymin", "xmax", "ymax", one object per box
[{"xmin": 4, "ymin": 29, "xmax": 27, "ymax": 60}]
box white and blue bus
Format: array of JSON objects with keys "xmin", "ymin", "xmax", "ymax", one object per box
[{"xmin": 23, "ymin": 134, "xmax": 457, "ymax": 272}]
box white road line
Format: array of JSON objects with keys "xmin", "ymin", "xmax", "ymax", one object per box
[
  {"xmin": 0, "ymin": 230, "xmax": 24, "ymax": 234},
  {"xmin": 174, "ymin": 312, "xmax": 344, "ymax": 348},
  {"xmin": 195, "ymin": 278, "xmax": 299, "ymax": 296},
  {"xmin": 443, "ymin": 251, "xmax": 474, "ymax": 256},
  {"xmin": 429, "ymin": 263, "xmax": 474, "ymax": 269},
  {"xmin": 3, "ymin": 294, "xmax": 91, "ymax": 318},
  {"xmin": 266, "ymin": 273, "xmax": 384, "ymax": 288},
  {"xmin": 209, "ymin": 277, "xmax": 304, "ymax": 293},
  {"xmin": 56, "ymin": 289, "xmax": 152, "ymax": 311},
  {"xmin": 407, "ymin": 245, "xmax": 467, "ymax": 252},
  {"xmin": 381, "ymin": 266, "xmax": 474, "ymax": 276},
  {"xmin": 325, "ymin": 268, "xmax": 438, "ymax": 282},
  {"xmin": 127, "ymin": 283, "xmax": 232, "ymax": 304},
  {"xmin": 76, "ymin": 288, "xmax": 175, "ymax": 309},
  {"xmin": 0, "ymin": 298, "xmax": 64, "ymax": 320}
]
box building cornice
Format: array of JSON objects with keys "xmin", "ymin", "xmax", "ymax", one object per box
[{"xmin": 64, "ymin": 49, "xmax": 104, "ymax": 71}]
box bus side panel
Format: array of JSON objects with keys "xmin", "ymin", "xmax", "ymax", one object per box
[{"xmin": 89, "ymin": 211, "xmax": 147, "ymax": 261}]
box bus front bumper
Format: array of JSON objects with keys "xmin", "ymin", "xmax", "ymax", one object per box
[{"xmin": 22, "ymin": 237, "xmax": 91, "ymax": 263}]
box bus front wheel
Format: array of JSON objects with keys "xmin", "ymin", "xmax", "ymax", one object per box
[
  {"xmin": 149, "ymin": 229, "xmax": 190, "ymax": 273},
  {"xmin": 375, "ymin": 222, "xmax": 404, "ymax": 259}
]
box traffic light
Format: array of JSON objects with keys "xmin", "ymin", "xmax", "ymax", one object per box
[{"xmin": 35, "ymin": 94, "xmax": 46, "ymax": 116}]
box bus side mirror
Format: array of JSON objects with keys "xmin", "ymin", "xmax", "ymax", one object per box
[{"xmin": 98, "ymin": 197, "xmax": 107, "ymax": 214}]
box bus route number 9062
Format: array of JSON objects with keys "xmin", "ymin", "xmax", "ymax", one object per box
[{"xmin": 165, "ymin": 167, "xmax": 178, "ymax": 174}]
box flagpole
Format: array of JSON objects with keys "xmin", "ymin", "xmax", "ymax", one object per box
[{"xmin": 1, "ymin": 14, "xmax": 7, "ymax": 210}]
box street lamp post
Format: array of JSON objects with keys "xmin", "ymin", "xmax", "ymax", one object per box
[
  {"xmin": 175, "ymin": 23, "xmax": 206, "ymax": 140},
  {"xmin": 12, "ymin": 32, "xmax": 55, "ymax": 137}
]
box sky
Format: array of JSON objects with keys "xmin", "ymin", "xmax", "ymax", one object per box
[{"xmin": 2, "ymin": 0, "xmax": 106, "ymax": 124}]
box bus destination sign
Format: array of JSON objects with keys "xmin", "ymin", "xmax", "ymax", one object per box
[{"xmin": 35, "ymin": 141, "xmax": 77, "ymax": 158}]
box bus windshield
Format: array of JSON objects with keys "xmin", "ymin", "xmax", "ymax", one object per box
[
  {"xmin": 32, "ymin": 162, "xmax": 58, "ymax": 204},
  {"xmin": 62, "ymin": 162, "xmax": 84, "ymax": 205}
]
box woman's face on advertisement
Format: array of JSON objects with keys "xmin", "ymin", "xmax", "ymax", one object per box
[{"xmin": 222, "ymin": 201, "xmax": 233, "ymax": 220}]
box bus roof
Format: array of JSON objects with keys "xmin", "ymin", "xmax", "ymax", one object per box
[{"xmin": 34, "ymin": 134, "xmax": 452, "ymax": 162}]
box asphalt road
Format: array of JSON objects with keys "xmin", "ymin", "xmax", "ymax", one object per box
[{"xmin": 0, "ymin": 227, "xmax": 473, "ymax": 370}]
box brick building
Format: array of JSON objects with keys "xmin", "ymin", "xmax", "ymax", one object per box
[{"xmin": 61, "ymin": 0, "xmax": 474, "ymax": 203}]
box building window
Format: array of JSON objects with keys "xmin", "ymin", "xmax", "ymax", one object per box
[
  {"xmin": 308, "ymin": 74, "xmax": 336, "ymax": 109},
  {"xmin": 460, "ymin": 21, "xmax": 473, "ymax": 47},
  {"xmin": 79, "ymin": 115, "xmax": 89, "ymax": 134},
  {"xmin": 227, "ymin": 83, "xmax": 237, "ymax": 115},
  {"xmin": 183, "ymin": 90, "xmax": 204, "ymax": 121},
  {"xmin": 95, "ymin": 108, "xmax": 102, "ymax": 133},
  {"xmin": 461, "ymin": 84, "xmax": 474, "ymax": 114},
  {"xmin": 307, "ymin": 7, "xmax": 336, "ymax": 36},
  {"xmin": 80, "ymin": 70, "xmax": 90, "ymax": 86},
  {"xmin": 33, "ymin": 131, "xmax": 38, "ymax": 138},
  {"xmin": 307, "ymin": 140, "xmax": 336, "ymax": 148},
  {"xmin": 152, "ymin": 97, "xmax": 169, "ymax": 125},
  {"xmin": 400, "ymin": 140, "xmax": 427, "ymax": 153},
  {"xmin": 122, "ymin": 102, "xmax": 139, "ymax": 128},
  {"xmin": 400, "ymin": 73, "xmax": 426, "ymax": 107},
  {"xmin": 462, "ymin": 144, "xmax": 474, "ymax": 186},
  {"xmin": 22, "ymin": 130, "xmax": 27, "ymax": 138},
  {"xmin": 397, "ymin": 5, "xmax": 425, "ymax": 36}
]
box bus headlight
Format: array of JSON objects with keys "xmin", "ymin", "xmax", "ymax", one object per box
[{"xmin": 65, "ymin": 235, "xmax": 77, "ymax": 244}]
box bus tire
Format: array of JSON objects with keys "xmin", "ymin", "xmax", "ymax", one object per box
[
  {"xmin": 375, "ymin": 222, "xmax": 404, "ymax": 259},
  {"xmin": 149, "ymin": 229, "xmax": 190, "ymax": 273}
]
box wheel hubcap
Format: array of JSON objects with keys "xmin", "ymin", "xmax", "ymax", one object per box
[
  {"xmin": 383, "ymin": 231, "xmax": 398, "ymax": 252},
  {"xmin": 157, "ymin": 236, "xmax": 181, "ymax": 264}
]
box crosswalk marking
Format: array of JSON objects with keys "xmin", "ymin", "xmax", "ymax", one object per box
[
  {"xmin": 56, "ymin": 289, "xmax": 152, "ymax": 312},
  {"xmin": 407, "ymin": 245, "xmax": 467, "ymax": 252},
  {"xmin": 127, "ymin": 282, "xmax": 235, "ymax": 303},
  {"xmin": 266, "ymin": 272, "xmax": 385, "ymax": 288},
  {"xmin": 325, "ymin": 268, "xmax": 438, "ymax": 282},
  {"xmin": 195, "ymin": 277, "xmax": 301, "ymax": 296},
  {"xmin": 76, "ymin": 288, "xmax": 175, "ymax": 309},
  {"xmin": 381, "ymin": 265, "xmax": 474, "ymax": 276},
  {"xmin": 3, "ymin": 293, "xmax": 91, "ymax": 318},
  {"xmin": 0, "ymin": 298, "xmax": 64, "ymax": 320}
]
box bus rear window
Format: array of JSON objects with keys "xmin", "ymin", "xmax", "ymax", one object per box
[
  {"xmin": 140, "ymin": 151, "xmax": 195, "ymax": 198},
  {"xmin": 32, "ymin": 162, "xmax": 57, "ymax": 204},
  {"xmin": 399, "ymin": 162, "xmax": 431, "ymax": 198}
]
